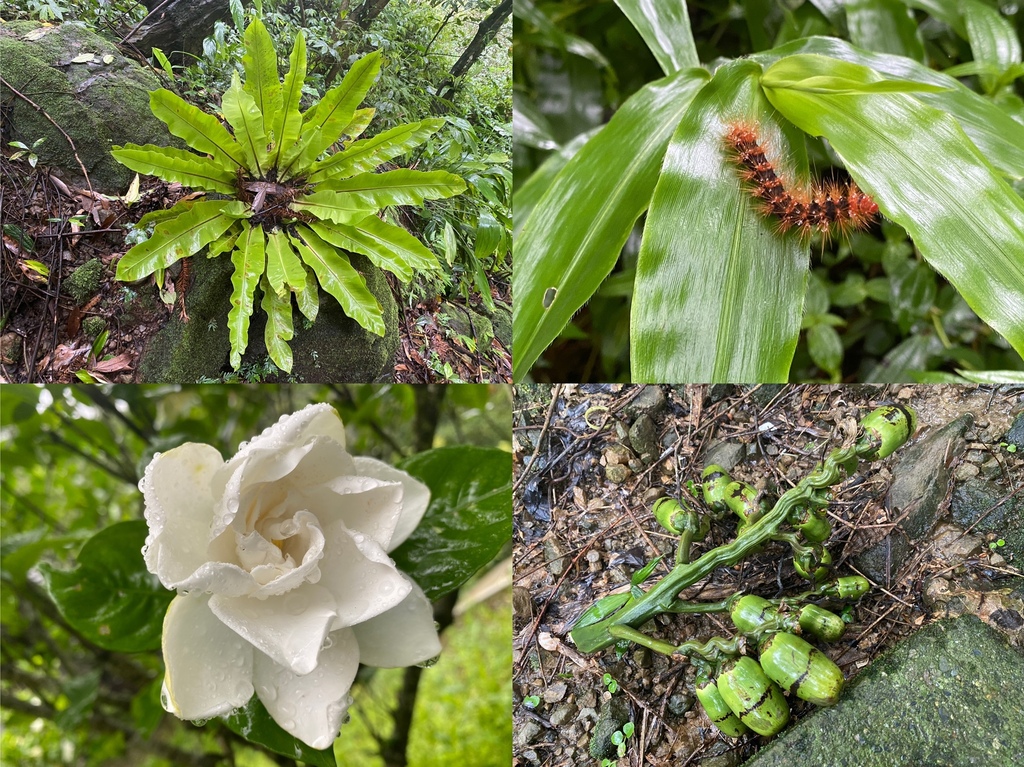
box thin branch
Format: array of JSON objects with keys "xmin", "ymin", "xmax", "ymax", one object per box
[{"xmin": 0, "ymin": 75, "xmax": 93, "ymax": 193}]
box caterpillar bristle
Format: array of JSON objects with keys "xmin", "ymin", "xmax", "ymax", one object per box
[{"xmin": 724, "ymin": 122, "xmax": 878, "ymax": 241}]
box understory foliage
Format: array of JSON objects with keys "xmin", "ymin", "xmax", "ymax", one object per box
[{"xmin": 113, "ymin": 18, "xmax": 466, "ymax": 372}]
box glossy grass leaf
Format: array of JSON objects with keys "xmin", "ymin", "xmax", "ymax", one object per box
[
  {"xmin": 612, "ymin": 0, "xmax": 699, "ymax": 75},
  {"xmin": 270, "ymin": 32, "xmax": 307, "ymax": 170},
  {"xmin": 391, "ymin": 447, "xmax": 512, "ymax": 602},
  {"xmin": 111, "ymin": 144, "xmax": 237, "ymax": 194},
  {"xmin": 222, "ymin": 71, "xmax": 269, "ymax": 176},
  {"xmin": 289, "ymin": 190, "xmax": 378, "ymax": 225},
  {"xmin": 224, "ymin": 696, "xmax": 336, "ymax": 767},
  {"xmin": 229, "ymin": 221, "xmax": 266, "ymax": 369},
  {"xmin": 37, "ymin": 520, "xmax": 173, "ymax": 652},
  {"xmin": 115, "ymin": 201, "xmax": 248, "ymax": 281},
  {"xmin": 512, "ymin": 129, "xmax": 596, "ymax": 240},
  {"xmin": 512, "ymin": 68, "xmax": 710, "ymax": 380},
  {"xmin": 295, "ymin": 265, "xmax": 319, "ymax": 322},
  {"xmin": 845, "ymin": 0, "xmax": 924, "ymax": 61},
  {"xmin": 631, "ymin": 60, "xmax": 810, "ymax": 382},
  {"xmin": 310, "ymin": 217, "xmax": 439, "ymax": 282},
  {"xmin": 241, "ymin": 18, "xmax": 282, "ymax": 136},
  {"xmin": 260, "ymin": 275, "xmax": 294, "ymax": 371},
  {"xmin": 316, "ymin": 169, "xmax": 466, "ymax": 207},
  {"xmin": 761, "ymin": 54, "xmax": 1024, "ymax": 357},
  {"xmin": 306, "ymin": 119, "xmax": 446, "ymax": 182},
  {"xmin": 752, "ymin": 37, "xmax": 1024, "ymax": 180},
  {"xmin": 265, "ymin": 229, "xmax": 306, "ymax": 297},
  {"xmin": 291, "ymin": 227, "xmax": 385, "ymax": 336},
  {"xmin": 149, "ymin": 89, "xmax": 246, "ymax": 170}
]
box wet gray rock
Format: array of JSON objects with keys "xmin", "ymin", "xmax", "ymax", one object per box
[
  {"xmin": 1005, "ymin": 412, "xmax": 1024, "ymax": 451},
  {"xmin": 743, "ymin": 616, "xmax": 1024, "ymax": 767},
  {"xmin": 704, "ymin": 441, "xmax": 747, "ymax": 472},
  {"xmin": 628, "ymin": 414, "xmax": 658, "ymax": 463},
  {"xmin": 621, "ymin": 385, "xmax": 666, "ymax": 421},
  {"xmin": 950, "ymin": 476, "xmax": 1024, "ymax": 564},
  {"xmin": 854, "ymin": 414, "xmax": 972, "ymax": 584},
  {"xmin": 588, "ymin": 696, "xmax": 631, "ymax": 760}
]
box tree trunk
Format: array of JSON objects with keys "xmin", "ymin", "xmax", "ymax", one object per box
[
  {"xmin": 123, "ymin": 0, "xmax": 231, "ymax": 59},
  {"xmin": 350, "ymin": 0, "xmax": 393, "ymax": 29},
  {"xmin": 437, "ymin": 0, "xmax": 511, "ymax": 103}
]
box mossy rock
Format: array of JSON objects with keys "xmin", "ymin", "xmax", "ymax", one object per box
[
  {"xmin": 0, "ymin": 21, "xmax": 174, "ymax": 193},
  {"xmin": 491, "ymin": 302, "xmax": 512, "ymax": 349},
  {"xmin": 245, "ymin": 254, "xmax": 400, "ymax": 382},
  {"xmin": 135, "ymin": 253, "xmax": 399, "ymax": 382},
  {"xmin": 63, "ymin": 257, "xmax": 104, "ymax": 305}
]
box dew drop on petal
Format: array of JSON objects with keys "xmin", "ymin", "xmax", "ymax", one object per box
[
  {"xmin": 257, "ymin": 683, "xmax": 278, "ymax": 703},
  {"xmin": 285, "ymin": 591, "xmax": 308, "ymax": 615},
  {"xmin": 160, "ymin": 686, "xmax": 171, "ymax": 711},
  {"xmin": 193, "ymin": 718, "xmax": 209, "ymax": 727},
  {"xmin": 322, "ymin": 634, "xmax": 334, "ymax": 650},
  {"xmin": 281, "ymin": 719, "xmax": 296, "ymax": 730},
  {"xmin": 416, "ymin": 654, "xmax": 440, "ymax": 669}
]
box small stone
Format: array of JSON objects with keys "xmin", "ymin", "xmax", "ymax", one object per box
[
  {"xmin": 0, "ymin": 333, "xmax": 21, "ymax": 365},
  {"xmin": 550, "ymin": 702, "xmax": 577, "ymax": 726},
  {"xmin": 543, "ymin": 538, "xmax": 567, "ymax": 577},
  {"xmin": 668, "ymin": 692, "xmax": 694, "ymax": 715},
  {"xmin": 544, "ymin": 682, "xmax": 568, "ymax": 704},
  {"xmin": 604, "ymin": 444, "xmax": 633, "ymax": 466},
  {"xmin": 514, "ymin": 720, "xmax": 542, "ymax": 749},
  {"xmin": 954, "ymin": 462, "xmax": 980, "ymax": 481},
  {"xmin": 628, "ymin": 414, "xmax": 658, "ymax": 462},
  {"xmin": 605, "ymin": 464, "xmax": 632, "ymax": 484}
]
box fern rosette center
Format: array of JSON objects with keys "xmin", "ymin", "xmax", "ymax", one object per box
[{"xmin": 111, "ymin": 18, "xmax": 466, "ymax": 373}]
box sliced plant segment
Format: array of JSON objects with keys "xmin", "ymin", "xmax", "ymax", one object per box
[
  {"xmin": 111, "ymin": 144, "xmax": 238, "ymax": 194},
  {"xmin": 309, "ymin": 218, "xmax": 439, "ymax": 282},
  {"xmin": 228, "ymin": 222, "xmax": 267, "ymax": 369},
  {"xmin": 260, "ymin": 275, "xmax": 294, "ymax": 372},
  {"xmin": 291, "ymin": 228, "xmax": 385, "ymax": 336},
  {"xmin": 317, "ymin": 169, "xmax": 466, "ymax": 207},
  {"xmin": 306, "ymin": 119, "xmax": 447, "ymax": 182},
  {"xmin": 116, "ymin": 201, "xmax": 248, "ymax": 281},
  {"xmin": 149, "ymin": 89, "xmax": 247, "ymax": 170},
  {"xmin": 222, "ymin": 71, "xmax": 269, "ymax": 177},
  {"xmin": 265, "ymin": 229, "xmax": 307, "ymax": 297}
]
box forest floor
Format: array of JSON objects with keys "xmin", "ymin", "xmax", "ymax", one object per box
[
  {"xmin": 0, "ymin": 153, "xmax": 511, "ymax": 383},
  {"xmin": 512, "ymin": 384, "xmax": 1022, "ymax": 767}
]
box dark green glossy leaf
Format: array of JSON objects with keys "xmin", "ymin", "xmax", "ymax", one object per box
[
  {"xmin": 391, "ymin": 447, "xmax": 512, "ymax": 602},
  {"xmin": 807, "ymin": 324, "xmax": 844, "ymax": 378},
  {"xmin": 131, "ymin": 677, "xmax": 165, "ymax": 739},
  {"xmin": 54, "ymin": 670, "xmax": 101, "ymax": 729},
  {"xmin": 632, "ymin": 60, "xmax": 809, "ymax": 382},
  {"xmin": 612, "ymin": 0, "xmax": 699, "ymax": 75},
  {"xmin": 38, "ymin": 520, "xmax": 173, "ymax": 652},
  {"xmin": 845, "ymin": 0, "xmax": 924, "ymax": 61},
  {"xmin": 513, "ymin": 68, "xmax": 710, "ymax": 380},
  {"xmin": 223, "ymin": 696, "xmax": 336, "ymax": 767}
]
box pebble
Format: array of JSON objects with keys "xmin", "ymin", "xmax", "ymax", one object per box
[
  {"xmin": 544, "ymin": 682, "xmax": 568, "ymax": 704},
  {"xmin": 954, "ymin": 462, "xmax": 980, "ymax": 481},
  {"xmin": 605, "ymin": 464, "xmax": 632, "ymax": 484},
  {"xmin": 550, "ymin": 702, "xmax": 577, "ymax": 726}
]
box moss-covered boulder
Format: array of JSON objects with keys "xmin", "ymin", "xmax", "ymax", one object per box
[
  {"xmin": 63, "ymin": 257, "xmax": 104, "ymax": 305},
  {"xmin": 0, "ymin": 21, "xmax": 173, "ymax": 193},
  {"xmin": 135, "ymin": 254, "xmax": 399, "ymax": 382}
]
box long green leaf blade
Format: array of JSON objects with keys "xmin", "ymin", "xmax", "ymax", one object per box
[
  {"xmin": 512, "ymin": 67, "xmax": 710, "ymax": 380},
  {"xmin": 260, "ymin": 274, "xmax": 294, "ymax": 372},
  {"xmin": 265, "ymin": 229, "xmax": 306, "ymax": 296},
  {"xmin": 762, "ymin": 53, "xmax": 1024, "ymax": 357},
  {"xmin": 751, "ymin": 37, "xmax": 1024, "ymax": 178},
  {"xmin": 228, "ymin": 221, "xmax": 266, "ymax": 369},
  {"xmin": 271, "ymin": 31, "xmax": 307, "ymax": 171},
  {"xmin": 632, "ymin": 59, "xmax": 809, "ymax": 383},
  {"xmin": 290, "ymin": 227, "xmax": 385, "ymax": 336},
  {"xmin": 295, "ymin": 265, "xmax": 319, "ymax": 322},
  {"xmin": 223, "ymin": 71, "xmax": 269, "ymax": 176},
  {"xmin": 309, "ymin": 217, "xmax": 439, "ymax": 282},
  {"xmin": 316, "ymin": 169, "xmax": 466, "ymax": 207},
  {"xmin": 115, "ymin": 201, "xmax": 246, "ymax": 280},
  {"xmin": 111, "ymin": 144, "xmax": 237, "ymax": 193},
  {"xmin": 612, "ymin": 0, "xmax": 699, "ymax": 75},
  {"xmin": 282, "ymin": 52, "xmax": 381, "ymax": 177},
  {"xmin": 289, "ymin": 190, "xmax": 378, "ymax": 224},
  {"xmin": 306, "ymin": 119, "xmax": 446, "ymax": 183},
  {"xmin": 242, "ymin": 17, "xmax": 282, "ymax": 137},
  {"xmin": 149, "ymin": 89, "xmax": 247, "ymax": 170}
]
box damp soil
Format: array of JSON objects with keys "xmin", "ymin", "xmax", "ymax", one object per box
[{"xmin": 512, "ymin": 384, "xmax": 1021, "ymax": 767}]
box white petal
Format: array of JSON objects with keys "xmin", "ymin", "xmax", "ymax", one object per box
[
  {"xmin": 352, "ymin": 456, "xmax": 430, "ymax": 551},
  {"xmin": 161, "ymin": 594, "xmax": 254, "ymax": 720},
  {"xmin": 319, "ymin": 520, "xmax": 411, "ymax": 629},
  {"xmin": 352, "ymin": 577, "xmax": 441, "ymax": 668},
  {"xmin": 296, "ymin": 476, "xmax": 403, "ymax": 548},
  {"xmin": 142, "ymin": 443, "xmax": 224, "ymax": 588},
  {"xmin": 253, "ymin": 629, "xmax": 359, "ymax": 750},
  {"xmin": 209, "ymin": 582, "xmax": 338, "ymax": 676},
  {"xmin": 232, "ymin": 404, "xmax": 347, "ymax": 467}
]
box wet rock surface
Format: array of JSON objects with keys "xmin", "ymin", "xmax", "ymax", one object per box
[{"xmin": 743, "ymin": 616, "xmax": 1024, "ymax": 767}]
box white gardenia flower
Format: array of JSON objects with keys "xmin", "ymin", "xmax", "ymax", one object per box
[{"xmin": 140, "ymin": 403, "xmax": 441, "ymax": 749}]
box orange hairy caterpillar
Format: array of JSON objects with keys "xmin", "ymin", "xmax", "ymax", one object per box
[{"xmin": 725, "ymin": 123, "xmax": 878, "ymax": 239}]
